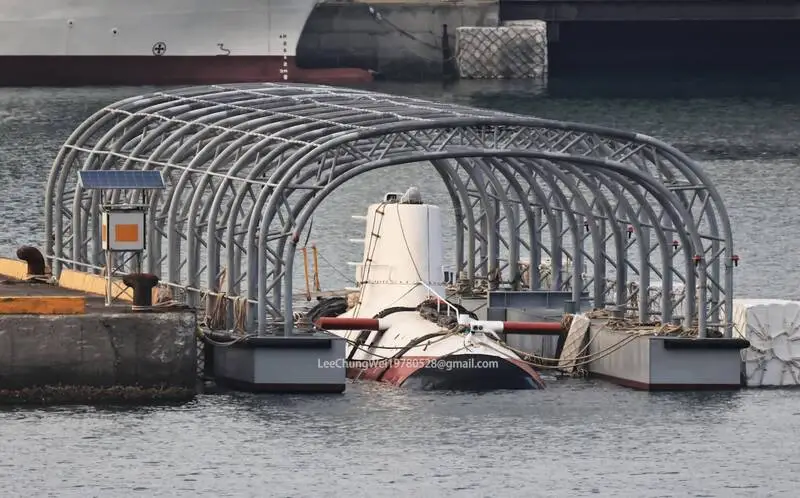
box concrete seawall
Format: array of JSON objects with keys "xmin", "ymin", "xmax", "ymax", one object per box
[
  {"xmin": 298, "ymin": 0, "xmax": 499, "ymax": 80},
  {"xmin": 0, "ymin": 257, "xmax": 199, "ymax": 404},
  {"xmin": 0, "ymin": 312, "xmax": 196, "ymax": 389},
  {"xmin": 0, "ymin": 311, "xmax": 197, "ymax": 404}
]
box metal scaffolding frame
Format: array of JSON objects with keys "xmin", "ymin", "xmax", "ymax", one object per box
[{"xmin": 43, "ymin": 83, "xmax": 735, "ymax": 337}]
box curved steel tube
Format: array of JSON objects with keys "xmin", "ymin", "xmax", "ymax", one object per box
[{"xmin": 44, "ymin": 83, "xmax": 733, "ymax": 337}]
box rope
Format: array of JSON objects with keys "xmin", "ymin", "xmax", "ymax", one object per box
[
  {"xmin": 494, "ymin": 311, "xmax": 693, "ymax": 374},
  {"xmin": 167, "ymin": 273, "xmax": 693, "ymax": 377},
  {"xmin": 337, "ymin": 310, "xmax": 689, "ymax": 374},
  {"xmin": 200, "ymin": 304, "xmax": 680, "ymax": 380},
  {"xmin": 395, "ymin": 205, "xmax": 423, "ymax": 282},
  {"xmin": 233, "ymin": 296, "xmax": 248, "ymax": 333},
  {"xmin": 365, "ymin": 3, "xmax": 455, "ymax": 64},
  {"xmin": 494, "ymin": 333, "xmax": 639, "ymax": 371},
  {"xmin": 316, "ymin": 248, "xmax": 354, "ymax": 284},
  {"xmin": 314, "ymin": 328, "xmax": 452, "ymax": 359},
  {"xmin": 196, "ymin": 327, "xmax": 254, "ymax": 347},
  {"xmin": 190, "ymin": 246, "xmax": 692, "ymax": 377}
]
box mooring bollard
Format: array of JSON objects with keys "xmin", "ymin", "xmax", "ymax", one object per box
[
  {"xmin": 122, "ymin": 273, "xmax": 160, "ymax": 311},
  {"xmin": 16, "ymin": 246, "xmax": 46, "ymax": 277}
]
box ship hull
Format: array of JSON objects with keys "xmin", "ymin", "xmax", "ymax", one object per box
[
  {"xmin": 347, "ymin": 354, "xmax": 544, "ymax": 391},
  {"xmin": 0, "ymin": 55, "xmax": 372, "ymax": 87},
  {"xmin": 0, "ymin": 0, "xmax": 370, "ymax": 86}
]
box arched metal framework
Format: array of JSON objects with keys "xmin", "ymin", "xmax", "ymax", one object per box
[{"xmin": 44, "ymin": 83, "xmax": 735, "ymax": 337}]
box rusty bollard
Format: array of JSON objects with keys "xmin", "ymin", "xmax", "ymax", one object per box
[
  {"xmin": 122, "ymin": 273, "xmax": 160, "ymax": 311},
  {"xmin": 16, "ymin": 246, "xmax": 46, "ymax": 276}
]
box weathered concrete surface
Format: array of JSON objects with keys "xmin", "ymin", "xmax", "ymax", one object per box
[
  {"xmin": 297, "ymin": 1, "xmax": 499, "ymax": 80},
  {"xmin": 586, "ymin": 319, "xmax": 747, "ymax": 390},
  {"xmin": 0, "ymin": 311, "xmax": 197, "ymax": 402}
]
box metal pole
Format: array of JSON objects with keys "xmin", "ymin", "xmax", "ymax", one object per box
[
  {"xmin": 312, "ymin": 245, "xmax": 321, "ymax": 292},
  {"xmin": 301, "ymin": 247, "xmax": 311, "ymax": 301},
  {"xmin": 105, "ymin": 249, "xmax": 112, "ymax": 307}
]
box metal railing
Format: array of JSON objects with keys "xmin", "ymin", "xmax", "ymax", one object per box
[{"xmin": 417, "ymin": 280, "xmax": 461, "ymax": 321}]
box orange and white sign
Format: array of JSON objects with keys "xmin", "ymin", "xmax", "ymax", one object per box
[{"xmin": 101, "ymin": 210, "xmax": 146, "ymax": 251}]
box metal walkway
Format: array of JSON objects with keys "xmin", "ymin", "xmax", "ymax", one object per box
[{"xmin": 44, "ymin": 83, "xmax": 735, "ymax": 337}]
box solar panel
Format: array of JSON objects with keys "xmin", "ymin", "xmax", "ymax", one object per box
[{"xmin": 78, "ymin": 170, "xmax": 166, "ymax": 190}]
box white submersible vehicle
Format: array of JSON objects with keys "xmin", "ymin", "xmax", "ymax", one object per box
[{"xmin": 311, "ymin": 187, "xmax": 561, "ymax": 390}]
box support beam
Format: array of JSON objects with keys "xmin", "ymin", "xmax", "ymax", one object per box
[{"xmin": 43, "ymin": 83, "xmax": 734, "ymax": 338}]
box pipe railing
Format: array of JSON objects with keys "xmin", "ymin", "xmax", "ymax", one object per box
[{"xmin": 417, "ymin": 280, "xmax": 461, "ymax": 321}]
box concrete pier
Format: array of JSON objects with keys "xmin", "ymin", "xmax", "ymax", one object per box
[{"xmin": 0, "ymin": 260, "xmax": 197, "ymax": 405}]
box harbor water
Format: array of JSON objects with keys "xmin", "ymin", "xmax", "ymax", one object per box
[{"xmin": 2, "ymin": 78, "xmax": 800, "ymax": 496}]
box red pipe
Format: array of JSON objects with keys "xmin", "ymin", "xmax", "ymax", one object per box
[
  {"xmin": 316, "ymin": 317, "xmax": 388, "ymax": 331},
  {"xmin": 500, "ymin": 321, "xmax": 563, "ymax": 334}
]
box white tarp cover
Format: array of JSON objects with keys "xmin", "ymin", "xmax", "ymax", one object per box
[{"xmin": 732, "ymin": 299, "xmax": 800, "ymax": 387}]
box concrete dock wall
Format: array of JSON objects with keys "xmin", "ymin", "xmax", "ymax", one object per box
[
  {"xmin": 0, "ymin": 311, "xmax": 197, "ymax": 402},
  {"xmin": 297, "ymin": 1, "xmax": 499, "ymax": 80}
]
